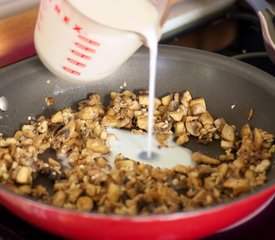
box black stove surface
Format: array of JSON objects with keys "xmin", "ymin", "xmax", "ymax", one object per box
[{"xmin": 0, "ymin": 206, "xmax": 61, "ymax": 240}]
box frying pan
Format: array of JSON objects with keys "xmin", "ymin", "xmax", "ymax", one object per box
[{"xmin": 0, "ymin": 45, "xmax": 274, "ymax": 240}]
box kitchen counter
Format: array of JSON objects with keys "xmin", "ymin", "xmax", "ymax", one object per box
[{"xmin": 0, "ymin": 7, "xmax": 37, "ymax": 67}]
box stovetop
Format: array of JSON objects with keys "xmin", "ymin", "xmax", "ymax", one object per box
[
  {"xmin": 1, "ymin": 2, "xmax": 275, "ymax": 240},
  {"xmin": 0, "ymin": 206, "xmax": 61, "ymax": 240}
]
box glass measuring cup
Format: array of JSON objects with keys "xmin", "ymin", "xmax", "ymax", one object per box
[{"xmin": 34, "ymin": 0, "xmax": 170, "ymax": 82}]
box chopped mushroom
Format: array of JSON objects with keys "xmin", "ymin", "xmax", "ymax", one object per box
[
  {"xmin": 221, "ymin": 124, "xmax": 235, "ymax": 142},
  {"xmin": 190, "ymin": 98, "xmax": 207, "ymax": 116},
  {"xmin": 192, "ymin": 152, "xmax": 221, "ymax": 165},
  {"xmin": 15, "ymin": 166, "xmax": 32, "ymax": 184},
  {"xmin": 0, "ymin": 90, "xmax": 273, "ymax": 216},
  {"xmin": 223, "ymin": 178, "xmax": 251, "ymax": 196},
  {"xmin": 186, "ymin": 120, "xmax": 202, "ymax": 137}
]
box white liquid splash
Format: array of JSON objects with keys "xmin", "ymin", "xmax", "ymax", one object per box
[{"xmin": 108, "ymin": 128, "xmax": 194, "ymax": 168}]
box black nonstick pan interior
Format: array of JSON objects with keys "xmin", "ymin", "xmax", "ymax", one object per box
[{"xmin": 0, "ymin": 45, "xmax": 274, "ymax": 240}]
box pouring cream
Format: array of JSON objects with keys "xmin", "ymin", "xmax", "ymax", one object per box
[
  {"xmin": 68, "ymin": 0, "xmax": 192, "ymax": 166},
  {"xmin": 107, "ymin": 128, "xmax": 194, "ymax": 168}
]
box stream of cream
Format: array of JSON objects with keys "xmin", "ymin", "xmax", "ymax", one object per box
[{"xmin": 69, "ymin": 0, "xmax": 193, "ymax": 166}]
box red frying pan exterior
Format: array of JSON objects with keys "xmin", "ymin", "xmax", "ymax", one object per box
[
  {"xmin": 0, "ymin": 46, "xmax": 274, "ymax": 239},
  {"xmin": 0, "ymin": 186, "xmax": 274, "ymax": 240}
]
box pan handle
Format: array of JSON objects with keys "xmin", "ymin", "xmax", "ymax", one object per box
[
  {"xmin": 246, "ymin": 0, "xmax": 269, "ymax": 12},
  {"xmin": 246, "ymin": 0, "xmax": 275, "ymax": 63}
]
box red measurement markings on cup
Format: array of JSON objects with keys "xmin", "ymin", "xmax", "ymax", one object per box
[
  {"xmin": 75, "ymin": 42, "xmax": 96, "ymax": 53},
  {"xmin": 63, "ymin": 66, "xmax": 80, "ymax": 76},
  {"xmin": 64, "ymin": 36, "xmax": 100, "ymax": 75},
  {"xmin": 63, "ymin": 16, "xmax": 70, "ymax": 24},
  {"xmin": 67, "ymin": 58, "xmax": 86, "ymax": 68},
  {"xmin": 54, "ymin": 4, "xmax": 61, "ymax": 14},
  {"xmin": 71, "ymin": 50, "xmax": 91, "ymax": 60},
  {"xmin": 47, "ymin": 1, "xmax": 101, "ymax": 77},
  {"xmin": 73, "ymin": 25, "xmax": 82, "ymax": 33},
  {"xmin": 78, "ymin": 35, "xmax": 100, "ymax": 47}
]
